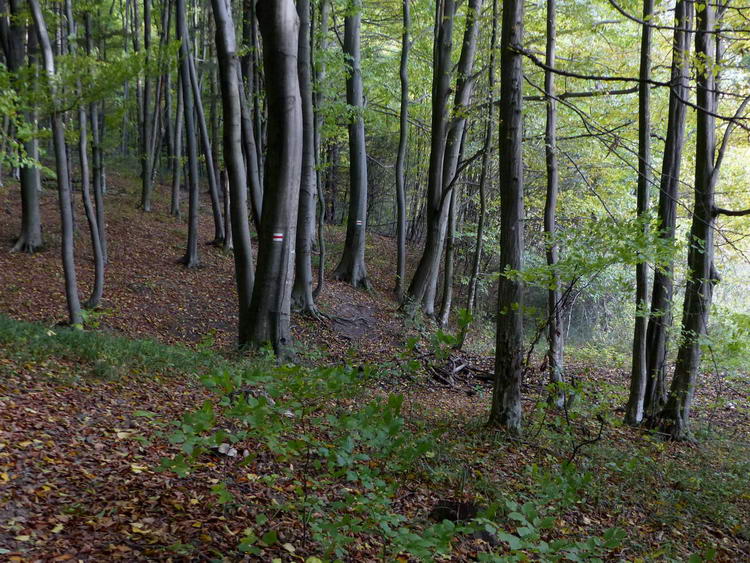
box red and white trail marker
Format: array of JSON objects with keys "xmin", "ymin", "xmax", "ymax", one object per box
[
  {"xmin": 356, "ymin": 220, "xmax": 363, "ymax": 226},
  {"xmin": 272, "ymin": 232, "xmax": 284, "ymax": 242}
]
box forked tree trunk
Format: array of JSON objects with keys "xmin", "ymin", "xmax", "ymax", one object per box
[
  {"xmin": 65, "ymin": 0, "xmax": 104, "ymax": 308},
  {"xmin": 656, "ymin": 1, "xmax": 718, "ymax": 440},
  {"xmin": 291, "ymin": 0, "xmax": 318, "ymax": 313},
  {"xmin": 405, "ymin": 0, "xmax": 456, "ymax": 310},
  {"xmin": 333, "ymin": 0, "xmax": 370, "ymax": 289},
  {"xmin": 488, "ymin": 0, "xmax": 524, "ymax": 435},
  {"xmin": 30, "ymin": 0, "xmax": 82, "ymax": 326},
  {"xmin": 249, "ymin": 0, "xmax": 302, "ymax": 355},
  {"xmin": 625, "ymin": 0, "xmax": 655, "ymax": 426},
  {"xmin": 644, "ymin": 0, "xmax": 693, "ymax": 421}
]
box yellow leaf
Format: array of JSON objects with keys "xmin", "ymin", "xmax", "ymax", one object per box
[
  {"xmin": 51, "ymin": 523, "xmax": 64, "ymax": 534},
  {"xmin": 0, "ymin": 472, "xmax": 9, "ymax": 482},
  {"xmin": 282, "ymin": 542, "xmax": 296, "ymax": 553},
  {"xmin": 130, "ymin": 464, "xmax": 147, "ymax": 474},
  {"xmin": 14, "ymin": 535, "xmax": 31, "ymax": 541}
]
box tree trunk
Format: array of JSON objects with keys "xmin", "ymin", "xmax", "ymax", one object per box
[
  {"xmin": 405, "ymin": 0, "xmax": 456, "ymax": 311},
  {"xmin": 438, "ymin": 186, "xmax": 457, "ymax": 327},
  {"xmin": 625, "ymin": 0, "xmax": 655, "ymax": 426},
  {"xmin": 65, "ymin": 0, "xmax": 104, "ymax": 308},
  {"xmin": 176, "ymin": 0, "xmax": 200, "ymax": 267},
  {"xmin": 249, "ymin": 0, "xmax": 302, "ymax": 355},
  {"xmin": 2, "ymin": 0, "xmax": 43, "ymax": 253},
  {"xmin": 312, "ymin": 0, "xmax": 329, "ymax": 299},
  {"xmin": 394, "ymin": 0, "xmax": 410, "ymax": 300},
  {"xmin": 211, "ymin": 0, "xmax": 256, "ymax": 345},
  {"xmin": 187, "ymin": 49, "xmax": 225, "ymax": 244},
  {"xmin": 488, "ymin": 0, "xmax": 524, "ymax": 435},
  {"xmin": 407, "ymin": 0, "xmax": 480, "ymax": 315},
  {"xmin": 333, "ymin": 0, "xmax": 370, "ymax": 289},
  {"xmin": 656, "ymin": 1, "xmax": 717, "ymax": 440},
  {"xmin": 291, "ymin": 0, "xmax": 318, "ymax": 313},
  {"xmin": 140, "ymin": 0, "xmax": 154, "ymax": 211},
  {"xmin": 170, "ymin": 76, "xmax": 184, "ymax": 217},
  {"xmin": 644, "ymin": 0, "xmax": 693, "ymax": 421},
  {"xmin": 463, "ymin": 0, "xmax": 498, "ymax": 347},
  {"xmin": 543, "ymin": 0, "xmax": 564, "ymax": 408},
  {"xmin": 30, "ymin": 0, "xmax": 82, "ymax": 326}
]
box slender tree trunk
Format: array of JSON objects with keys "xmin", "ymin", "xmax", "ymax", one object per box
[
  {"xmin": 187, "ymin": 49, "xmax": 225, "ymax": 243},
  {"xmin": 65, "ymin": 0, "xmax": 104, "ymax": 308},
  {"xmin": 463, "ymin": 0, "xmax": 498, "ymax": 345},
  {"xmin": 312, "ymin": 0, "xmax": 329, "ymax": 298},
  {"xmin": 438, "ymin": 186, "xmax": 457, "ymax": 327},
  {"xmin": 488, "ymin": 0, "xmax": 524, "ymax": 435},
  {"xmin": 85, "ymin": 14, "xmax": 107, "ymax": 264},
  {"xmin": 625, "ymin": 0, "xmax": 655, "ymax": 426},
  {"xmin": 333, "ymin": 0, "xmax": 370, "ymax": 289},
  {"xmin": 656, "ymin": 1, "xmax": 718, "ymax": 440},
  {"xmin": 140, "ymin": 0, "xmax": 154, "ymax": 210},
  {"xmin": 405, "ymin": 0, "xmax": 456, "ymax": 311},
  {"xmin": 212, "ymin": 0, "xmax": 256, "ymax": 345},
  {"xmin": 249, "ymin": 0, "xmax": 302, "ymax": 355},
  {"xmin": 644, "ymin": 0, "xmax": 693, "ymax": 421},
  {"xmin": 543, "ymin": 0, "xmax": 564, "ymax": 408},
  {"xmin": 291, "ymin": 0, "xmax": 318, "ymax": 313},
  {"xmin": 171, "ymin": 77, "xmax": 184, "ymax": 217},
  {"xmin": 176, "ymin": 0, "xmax": 201, "ymax": 267},
  {"xmin": 30, "ymin": 0, "xmax": 82, "ymax": 326},
  {"xmin": 394, "ymin": 0, "xmax": 410, "ymax": 300}
]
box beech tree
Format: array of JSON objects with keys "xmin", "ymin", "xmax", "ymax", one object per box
[
  {"xmin": 29, "ymin": 0, "xmax": 82, "ymax": 325},
  {"xmin": 488, "ymin": 0, "xmax": 524, "ymax": 434},
  {"xmin": 1, "ymin": 0, "xmax": 43, "ymax": 253},
  {"xmin": 248, "ymin": 0, "xmax": 302, "ymax": 354},
  {"xmin": 333, "ymin": 0, "xmax": 370, "ymax": 290}
]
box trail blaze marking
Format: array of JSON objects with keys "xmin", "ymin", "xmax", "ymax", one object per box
[{"xmin": 272, "ymin": 233, "xmax": 284, "ymax": 242}]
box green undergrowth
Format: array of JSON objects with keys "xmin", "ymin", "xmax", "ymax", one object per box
[{"xmin": 1, "ymin": 315, "xmax": 743, "ymax": 560}]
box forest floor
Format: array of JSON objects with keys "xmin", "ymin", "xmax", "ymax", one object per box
[{"xmin": 1, "ymin": 174, "xmax": 749, "ymax": 561}]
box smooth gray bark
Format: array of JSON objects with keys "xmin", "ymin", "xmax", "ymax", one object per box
[
  {"xmin": 394, "ymin": 0, "xmax": 410, "ymax": 300},
  {"xmin": 249, "ymin": 0, "xmax": 302, "ymax": 354},
  {"xmin": 176, "ymin": 0, "xmax": 200, "ymax": 267},
  {"xmin": 544, "ymin": 0, "xmax": 564, "ymax": 408},
  {"xmin": 140, "ymin": 0, "xmax": 153, "ymax": 210},
  {"xmin": 312, "ymin": 0, "xmax": 329, "ymax": 298},
  {"xmin": 211, "ymin": 0, "xmax": 256, "ymax": 345},
  {"xmin": 405, "ymin": 0, "xmax": 456, "ymax": 310},
  {"xmin": 644, "ymin": 0, "xmax": 693, "ymax": 421},
  {"xmin": 657, "ymin": 1, "xmax": 718, "ymax": 440},
  {"xmin": 626, "ymin": 0, "xmax": 655, "ymax": 426},
  {"xmin": 489, "ymin": 0, "xmax": 525, "ymax": 435},
  {"xmin": 333, "ymin": 0, "xmax": 370, "ymax": 289},
  {"xmin": 170, "ymin": 78, "xmax": 184, "ymax": 217},
  {"xmin": 30, "ymin": 0, "xmax": 82, "ymax": 326},
  {"xmin": 187, "ymin": 49, "xmax": 225, "ymax": 243},
  {"xmin": 464, "ymin": 0, "xmax": 498, "ymax": 343},
  {"xmin": 291, "ymin": 0, "xmax": 318, "ymax": 313}
]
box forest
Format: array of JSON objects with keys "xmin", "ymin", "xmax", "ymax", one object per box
[{"xmin": 0, "ymin": 0, "xmax": 749, "ymax": 560}]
